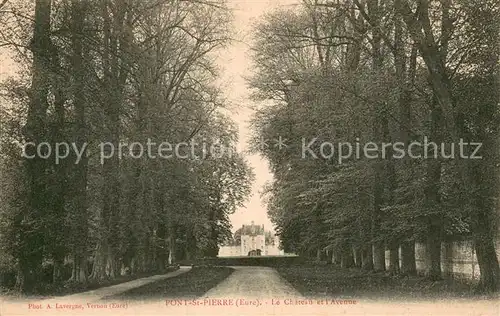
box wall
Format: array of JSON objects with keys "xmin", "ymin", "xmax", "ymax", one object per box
[
  {"xmin": 218, "ymin": 246, "xmax": 241, "ymax": 257},
  {"xmin": 218, "ymin": 243, "xmax": 284, "ymax": 257},
  {"xmin": 266, "ymin": 245, "xmax": 285, "ymax": 256},
  {"xmin": 384, "ymin": 238, "xmax": 500, "ymax": 280}
]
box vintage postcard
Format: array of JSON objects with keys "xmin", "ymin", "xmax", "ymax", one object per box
[{"xmin": 0, "ymin": 0, "xmax": 499, "ymax": 315}]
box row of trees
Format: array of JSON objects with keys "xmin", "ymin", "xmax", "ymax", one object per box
[
  {"xmin": 0, "ymin": 0, "xmax": 253, "ymax": 293},
  {"xmin": 250, "ymin": 0, "xmax": 499, "ymax": 291}
]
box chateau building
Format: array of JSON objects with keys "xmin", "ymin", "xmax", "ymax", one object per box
[
  {"xmin": 240, "ymin": 221, "xmax": 265, "ymax": 255},
  {"xmin": 218, "ymin": 221, "xmax": 284, "ymax": 257}
]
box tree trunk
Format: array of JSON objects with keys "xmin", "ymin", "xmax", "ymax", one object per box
[
  {"xmin": 17, "ymin": 0, "xmax": 53, "ymax": 293},
  {"xmin": 89, "ymin": 243, "xmax": 107, "ymax": 280},
  {"xmin": 156, "ymin": 223, "xmax": 166, "ymax": 272},
  {"xmin": 400, "ymin": 241, "xmax": 417, "ymax": 275},
  {"xmin": 341, "ymin": 243, "xmax": 355, "ymax": 268},
  {"xmin": 353, "ymin": 246, "xmax": 362, "ymax": 268},
  {"xmin": 367, "ymin": 0, "xmax": 386, "ymax": 274},
  {"xmin": 52, "ymin": 258, "xmax": 63, "ymax": 284},
  {"xmin": 426, "ymin": 218, "xmax": 442, "ymax": 280},
  {"xmin": 474, "ymin": 231, "xmax": 500, "ymax": 292},
  {"xmin": 333, "ymin": 248, "xmax": 341, "ymax": 265},
  {"xmin": 72, "ymin": 255, "xmax": 88, "ymax": 283},
  {"xmin": 469, "ymin": 85, "xmax": 500, "ymax": 291},
  {"xmin": 423, "ymin": 103, "xmax": 444, "ymax": 280},
  {"xmin": 393, "ymin": 0, "xmax": 418, "ymax": 278},
  {"xmin": 373, "ymin": 242, "xmax": 386, "ymax": 272},
  {"xmin": 361, "ymin": 244, "xmax": 374, "ymax": 270},
  {"xmin": 168, "ymin": 228, "xmax": 176, "ymax": 265},
  {"xmin": 99, "ymin": 0, "xmax": 129, "ymax": 280},
  {"xmin": 325, "ymin": 249, "xmax": 332, "ymax": 264},
  {"xmin": 68, "ymin": 0, "xmax": 89, "ymax": 285},
  {"xmin": 388, "ymin": 243, "xmax": 400, "ymax": 275},
  {"xmin": 469, "ymin": 146, "xmax": 500, "ymax": 291}
]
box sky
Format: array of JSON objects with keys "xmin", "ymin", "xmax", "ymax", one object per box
[{"xmin": 217, "ymin": 0, "xmax": 299, "ymax": 233}]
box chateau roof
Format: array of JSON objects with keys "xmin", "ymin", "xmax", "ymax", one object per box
[{"xmin": 241, "ymin": 223, "xmax": 264, "ymax": 236}]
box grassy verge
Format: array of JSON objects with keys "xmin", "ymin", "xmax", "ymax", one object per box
[
  {"xmin": 103, "ymin": 266, "xmax": 234, "ymax": 300},
  {"xmin": 276, "ymin": 264, "xmax": 495, "ymax": 301}
]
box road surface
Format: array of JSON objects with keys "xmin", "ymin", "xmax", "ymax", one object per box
[
  {"xmin": 202, "ymin": 266, "xmax": 302, "ymax": 299},
  {"xmin": 0, "ymin": 267, "xmax": 191, "ymax": 306}
]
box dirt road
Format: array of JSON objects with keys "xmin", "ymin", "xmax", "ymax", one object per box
[{"xmin": 202, "ymin": 266, "xmax": 302, "ymax": 299}]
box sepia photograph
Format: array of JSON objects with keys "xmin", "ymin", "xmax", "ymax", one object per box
[{"xmin": 0, "ymin": 0, "xmax": 499, "ymax": 315}]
